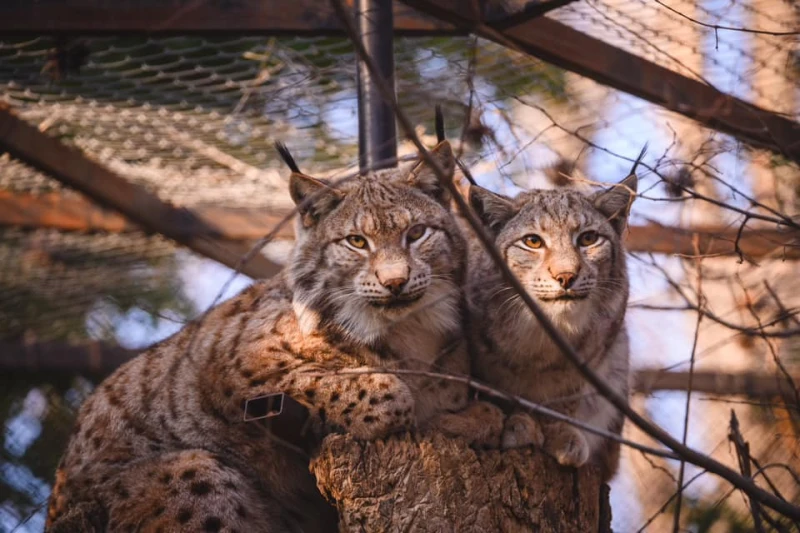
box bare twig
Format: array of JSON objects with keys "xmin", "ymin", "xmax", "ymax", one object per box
[
  {"xmin": 673, "ymin": 247, "xmax": 704, "ymax": 532},
  {"xmin": 653, "ymin": 0, "xmax": 800, "ymax": 36},
  {"xmin": 729, "ymin": 410, "xmax": 766, "ymax": 533}
]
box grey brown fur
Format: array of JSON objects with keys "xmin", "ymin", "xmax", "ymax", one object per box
[
  {"xmin": 46, "ymin": 141, "xmax": 502, "ymax": 533},
  {"xmin": 466, "ymin": 172, "xmax": 637, "ymax": 481}
]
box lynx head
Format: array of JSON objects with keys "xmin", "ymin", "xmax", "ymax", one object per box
[
  {"xmin": 468, "ymin": 172, "xmax": 636, "ymax": 327},
  {"xmin": 286, "ymin": 141, "xmax": 464, "ymax": 345}
]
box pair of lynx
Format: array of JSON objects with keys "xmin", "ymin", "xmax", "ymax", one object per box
[{"xmin": 47, "ymin": 140, "xmax": 636, "ymax": 533}]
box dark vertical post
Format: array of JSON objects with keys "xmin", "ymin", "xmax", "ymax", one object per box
[{"xmin": 356, "ymin": 0, "xmax": 397, "ymax": 172}]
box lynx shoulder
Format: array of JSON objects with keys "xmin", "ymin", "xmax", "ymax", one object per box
[
  {"xmin": 466, "ymin": 171, "xmax": 637, "ymax": 481},
  {"xmin": 46, "ymin": 141, "xmax": 501, "ymax": 533}
]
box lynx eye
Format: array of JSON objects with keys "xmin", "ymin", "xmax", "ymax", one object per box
[
  {"xmin": 346, "ymin": 235, "xmax": 368, "ymax": 250},
  {"xmin": 522, "ymin": 234, "xmax": 544, "ymax": 249},
  {"xmin": 406, "ymin": 224, "xmax": 427, "ymax": 243},
  {"xmin": 578, "ymin": 231, "xmax": 599, "ymax": 247}
]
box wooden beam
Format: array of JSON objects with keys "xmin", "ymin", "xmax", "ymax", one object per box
[
  {"xmin": 0, "ymin": 190, "xmax": 295, "ymax": 240},
  {"xmin": 635, "ymin": 369, "xmax": 800, "ymax": 401},
  {"xmin": 0, "ymin": 0, "xmax": 459, "ymax": 35},
  {"xmin": 3, "ymin": 1, "xmax": 796, "ymax": 160},
  {"xmin": 0, "ymin": 104, "xmax": 282, "ymax": 279},
  {"xmin": 400, "ymin": 0, "xmax": 800, "ymax": 164},
  {"xmin": 624, "ymin": 224, "xmax": 799, "ymax": 260},
  {"xmin": 1, "ymin": 189, "xmax": 796, "ymax": 258},
  {"xmin": 0, "ymin": 340, "xmax": 136, "ymax": 376}
]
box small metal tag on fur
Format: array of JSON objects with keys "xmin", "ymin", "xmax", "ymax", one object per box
[
  {"xmin": 243, "ymin": 392, "xmax": 286, "ymax": 421},
  {"xmin": 243, "ymin": 393, "xmax": 312, "ymax": 451}
]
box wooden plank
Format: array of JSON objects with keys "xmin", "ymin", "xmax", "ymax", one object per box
[
  {"xmin": 624, "ymin": 224, "xmax": 799, "ymax": 260},
  {"xmin": 635, "ymin": 369, "xmax": 800, "ymax": 400},
  {"xmin": 1, "ymin": 190, "xmax": 797, "ymax": 258},
  {"xmin": 0, "ymin": 190, "xmax": 295, "ymax": 240},
  {"xmin": 0, "ymin": 340, "xmax": 137, "ymax": 376},
  {"xmin": 0, "ymin": 0, "xmax": 459, "ymax": 35},
  {"xmin": 0, "ymin": 104, "xmax": 282, "ymax": 279},
  {"xmin": 400, "ymin": 0, "xmax": 800, "ymax": 164},
  {"xmin": 3, "ymin": 1, "xmax": 796, "ymax": 160}
]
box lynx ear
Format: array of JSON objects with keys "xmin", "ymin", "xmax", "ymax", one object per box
[
  {"xmin": 592, "ymin": 173, "xmax": 637, "ymax": 234},
  {"xmin": 407, "ymin": 140, "xmax": 455, "ymax": 206},
  {"xmin": 289, "ymin": 173, "xmax": 343, "ymax": 227},
  {"xmin": 468, "ymin": 185, "xmax": 517, "ymax": 234}
]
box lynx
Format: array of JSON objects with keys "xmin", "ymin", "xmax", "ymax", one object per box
[
  {"xmin": 466, "ymin": 170, "xmax": 637, "ymax": 480},
  {"xmin": 46, "ymin": 140, "xmax": 502, "ymax": 533}
]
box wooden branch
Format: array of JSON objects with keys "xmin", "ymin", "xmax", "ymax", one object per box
[
  {"xmin": 400, "ymin": 0, "xmax": 800, "ymax": 163},
  {"xmin": 0, "ymin": 104, "xmax": 282, "ymax": 279},
  {"xmin": 0, "ymin": 0, "xmax": 459, "ymax": 35},
  {"xmin": 1, "ymin": 189, "xmax": 796, "ymax": 258},
  {"xmin": 311, "ymin": 433, "xmax": 609, "ymax": 532}
]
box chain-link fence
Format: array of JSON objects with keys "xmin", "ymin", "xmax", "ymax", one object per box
[{"xmin": 1, "ymin": 0, "xmax": 799, "ymax": 531}]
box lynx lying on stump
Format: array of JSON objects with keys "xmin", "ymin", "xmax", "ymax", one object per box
[{"xmin": 46, "ymin": 141, "xmax": 503, "ymax": 533}]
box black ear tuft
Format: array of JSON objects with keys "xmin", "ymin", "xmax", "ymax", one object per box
[
  {"xmin": 468, "ymin": 185, "xmax": 517, "ymax": 234},
  {"xmin": 435, "ymin": 105, "xmax": 445, "ymax": 143},
  {"xmin": 629, "ymin": 143, "xmax": 648, "ymax": 177},
  {"xmin": 407, "ymin": 140, "xmax": 456, "ymax": 207},
  {"xmin": 275, "ymin": 141, "xmax": 301, "ymax": 173}
]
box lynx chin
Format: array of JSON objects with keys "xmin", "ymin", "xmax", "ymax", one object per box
[
  {"xmin": 46, "ymin": 140, "xmax": 503, "ymax": 533},
  {"xmin": 466, "ymin": 170, "xmax": 637, "ymax": 481}
]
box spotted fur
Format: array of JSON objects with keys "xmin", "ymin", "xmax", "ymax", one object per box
[
  {"xmin": 466, "ymin": 172, "xmax": 637, "ymax": 481},
  {"xmin": 46, "ymin": 141, "xmax": 502, "ymax": 533}
]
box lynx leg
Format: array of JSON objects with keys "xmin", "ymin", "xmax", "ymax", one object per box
[
  {"xmin": 101, "ymin": 450, "xmax": 309, "ymax": 533},
  {"xmin": 543, "ymin": 422, "xmax": 590, "ymax": 468},
  {"xmin": 501, "ymin": 412, "xmax": 545, "ymax": 450}
]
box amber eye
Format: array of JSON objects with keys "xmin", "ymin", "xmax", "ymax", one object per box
[
  {"xmin": 578, "ymin": 231, "xmax": 599, "ymax": 247},
  {"xmin": 522, "ymin": 234, "xmax": 544, "ymax": 249},
  {"xmin": 346, "ymin": 235, "xmax": 368, "ymax": 249},
  {"xmin": 407, "ymin": 224, "xmax": 427, "ymax": 243}
]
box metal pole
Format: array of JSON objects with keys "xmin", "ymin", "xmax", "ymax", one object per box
[{"xmin": 356, "ymin": 0, "xmax": 397, "ymax": 172}]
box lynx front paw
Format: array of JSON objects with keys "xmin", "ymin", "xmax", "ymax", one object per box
[
  {"xmin": 501, "ymin": 412, "xmax": 544, "ymax": 450},
  {"xmin": 343, "ymin": 373, "xmax": 416, "ymax": 440},
  {"xmin": 430, "ymin": 401, "xmax": 504, "ymax": 448},
  {"xmin": 544, "ymin": 423, "xmax": 590, "ymax": 468}
]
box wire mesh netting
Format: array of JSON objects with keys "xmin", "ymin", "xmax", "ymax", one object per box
[{"xmin": 0, "ymin": 0, "xmax": 799, "ymax": 531}]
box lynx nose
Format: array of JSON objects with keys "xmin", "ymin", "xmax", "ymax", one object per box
[
  {"xmin": 375, "ymin": 262, "xmax": 410, "ymax": 296},
  {"xmin": 554, "ymin": 271, "xmax": 578, "ymax": 289},
  {"xmin": 381, "ymin": 277, "xmax": 408, "ymax": 296}
]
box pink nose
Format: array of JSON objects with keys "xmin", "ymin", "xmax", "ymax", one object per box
[
  {"xmin": 554, "ymin": 272, "xmax": 577, "ymax": 289},
  {"xmin": 381, "ymin": 277, "xmax": 407, "ymax": 296}
]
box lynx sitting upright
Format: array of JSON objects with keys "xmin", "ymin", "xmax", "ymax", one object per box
[
  {"xmin": 466, "ymin": 169, "xmax": 637, "ymax": 481},
  {"xmin": 47, "ymin": 140, "xmax": 501, "ymax": 533}
]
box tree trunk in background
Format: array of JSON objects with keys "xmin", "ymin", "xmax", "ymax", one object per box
[{"xmin": 311, "ymin": 433, "xmax": 609, "ymax": 532}]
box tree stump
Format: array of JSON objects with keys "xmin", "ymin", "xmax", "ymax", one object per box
[{"xmin": 311, "ymin": 433, "xmax": 610, "ymax": 532}]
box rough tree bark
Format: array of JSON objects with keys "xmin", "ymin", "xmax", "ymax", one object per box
[{"xmin": 311, "ymin": 432, "xmax": 610, "ymax": 532}]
